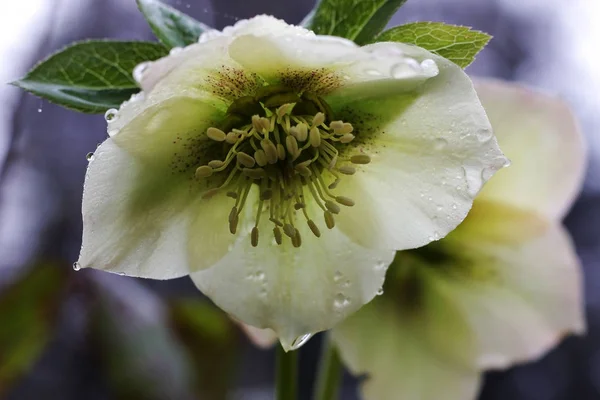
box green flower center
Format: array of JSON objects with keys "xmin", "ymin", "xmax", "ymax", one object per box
[{"xmin": 195, "ymin": 84, "xmax": 370, "ymax": 247}]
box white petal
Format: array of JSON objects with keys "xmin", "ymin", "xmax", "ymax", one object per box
[
  {"xmin": 199, "ymin": 15, "xmax": 314, "ymax": 43},
  {"xmin": 189, "ymin": 195, "xmax": 395, "ymax": 351},
  {"xmin": 333, "ymin": 297, "xmax": 482, "ymax": 400},
  {"xmin": 238, "ymin": 323, "xmax": 278, "ymax": 349},
  {"xmin": 439, "ymin": 201, "xmax": 585, "ymax": 369},
  {"xmin": 78, "ymin": 139, "xmax": 237, "ymax": 279},
  {"xmin": 331, "ymin": 45, "xmax": 507, "ymax": 250},
  {"xmin": 474, "ymin": 79, "xmax": 586, "ymax": 220}
]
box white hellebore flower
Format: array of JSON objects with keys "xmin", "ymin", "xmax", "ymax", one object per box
[
  {"xmin": 77, "ymin": 16, "xmax": 507, "ymax": 350},
  {"xmin": 331, "ymin": 79, "xmax": 587, "ymax": 400}
]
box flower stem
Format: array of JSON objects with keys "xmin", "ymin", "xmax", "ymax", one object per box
[
  {"xmin": 276, "ymin": 345, "xmax": 298, "ymax": 400},
  {"xmin": 314, "ymin": 334, "xmax": 343, "ymax": 400}
]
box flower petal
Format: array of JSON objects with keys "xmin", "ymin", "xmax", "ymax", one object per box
[
  {"xmin": 333, "ymin": 295, "xmax": 481, "ymax": 400},
  {"xmin": 78, "ymin": 139, "xmax": 237, "ymax": 279},
  {"xmin": 438, "ymin": 200, "xmax": 585, "ymax": 369},
  {"xmin": 474, "ymin": 79, "xmax": 586, "ymax": 220},
  {"xmin": 331, "ymin": 45, "xmax": 507, "ymax": 250},
  {"xmin": 198, "ymin": 15, "xmax": 314, "ymax": 43},
  {"xmin": 189, "ymin": 195, "xmax": 395, "ymax": 351}
]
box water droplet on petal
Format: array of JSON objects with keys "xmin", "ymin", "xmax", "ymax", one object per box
[
  {"xmin": 72, "ymin": 262, "xmax": 81, "ymax": 271},
  {"xmin": 420, "ymin": 59, "xmax": 439, "ymax": 76},
  {"xmin": 390, "ymin": 61, "xmax": 418, "ymax": 79},
  {"xmin": 169, "ymin": 46, "xmax": 184, "ymax": 55},
  {"xmin": 334, "ymin": 270, "xmax": 343, "ymax": 282},
  {"xmin": 290, "ymin": 333, "xmax": 313, "ymax": 350},
  {"xmin": 462, "ymin": 166, "xmax": 484, "ymax": 197},
  {"xmin": 452, "ymin": 203, "xmax": 458, "ymax": 210},
  {"xmin": 476, "ymin": 128, "xmax": 493, "ymax": 142},
  {"xmin": 108, "ymin": 129, "xmax": 119, "ymax": 137},
  {"xmin": 133, "ymin": 62, "xmax": 151, "ymax": 84},
  {"xmin": 364, "ymin": 68, "xmax": 383, "ymax": 76},
  {"xmin": 433, "ymin": 138, "xmax": 448, "ymax": 150},
  {"xmin": 342, "ymin": 280, "xmax": 351, "ymax": 288},
  {"xmin": 86, "ymin": 152, "xmax": 95, "ymax": 162},
  {"xmin": 374, "ymin": 260, "xmax": 387, "ymax": 271},
  {"xmin": 376, "ymin": 287, "xmax": 384, "ymax": 296},
  {"xmin": 104, "ymin": 108, "xmax": 118, "ymax": 122},
  {"xmin": 334, "ymin": 293, "xmax": 350, "ymax": 309}
]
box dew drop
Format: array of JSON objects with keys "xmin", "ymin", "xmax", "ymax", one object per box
[
  {"xmin": 420, "ymin": 59, "xmax": 439, "ymax": 76},
  {"xmin": 462, "ymin": 166, "xmax": 484, "ymax": 197},
  {"xmin": 334, "ymin": 270, "xmax": 343, "ymax": 282},
  {"xmin": 364, "ymin": 68, "xmax": 383, "ymax": 76},
  {"xmin": 334, "ymin": 293, "xmax": 350, "ymax": 309},
  {"xmin": 342, "ymin": 280, "xmax": 351, "ymax": 288},
  {"xmin": 86, "ymin": 152, "xmax": 95, "ymax": 162},
  {"xmin": 133, "ymin": 62, "xmax": 151, "ymax": 83},
  {"xmin": 476, "ymin": 128, "xmax": 493, "ymax": 143},
  {"xmin": 451, "ymin": 203, "xmax": 458, "ymax": 210},
  {"xmin": 72, "ymin": 262, "xmax": 81, "ymax": 271},
  {"xmin": 290, "ymin": 333, "xmax": 314, "ymax": 350},
  {"xmin": 433, "ymin": 138, "xmax": 448, "ymax": 150},
  {"xmin": 390, "ymin": 61, "xmax": 418, "ymax": 79},
  {"xmin": 256, "ymin": 271, "xmax": 265, "ymax": 281},
  {"xmin": 376, "ymin": 287, "xmax": 384, "ymax": 296},
  {"xmin": 375, "ymin": 260, "xmax": 387, "ymax": 271},
  {"xmin": 104, "ymin": 108, "xmax": 118, "ymax": 122}
]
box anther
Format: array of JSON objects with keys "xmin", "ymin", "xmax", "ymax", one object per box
[
  {"xmin": 328, "ymin": 179, "xmax": 340, "ymax": 190},
  {"xmin": 286, "ymin": 135, "xmax": 299, "ymax": 158},
  {"xmin": 195, "ymin": 165, "xmax": 213, "ymax": 178},
  {"xmin": 229, "ymin": 214, "xmax": 239, "ymax": 234},
  {"xmin": 294, "ymin": 203, "xmax": 305, "ymax": 210},
  {"xmin": 251, "ymin": 227, "xmax": 259, "ymax": 247},
  {"xmin": 283, "ymin": 224, "xmax": 296, "ymax": 238},
  {"xmin": 340, "ymin": 134, "xmax": 355, "ymax": 143},
  {"xmin": 252, "ymin": 115, "xmax": 264, "ymax": 132},
  {"xmin": 207, "ymin": 127, "xmax": 227, "ymax": 142},
  {"xmin": 270, "ymin": 218, "xmax": 284, "ymax": 227},
  {"xmin": 307, "ymin": 220, "xmax": 321, "ymax": 237},
  {"xmin": 226, "ymin": 191, "xmax": 238, "ymax": 199},
  {"xmin": 295, "ymin": 164, "xmax": 312, "ymax": 177},
  {"xmin": 208, "ymin": 160, "xmax": 225, "ymax": 168},
  {"xmin": 309, "ymin": 127, "xmax": 321, "ymax": 147},
  {"xmin": 312, "ymin": 112, "xmax": 325, "ymax": 128},
  {"xmin": 330, "ymin": 120, "xmax": 344, "ymax": 130},
  {"xmin": 335, "ymin": 123, "xmax": 353, "ymax": 134},
  {"xmin": 338, "ymin": 166, "xmax": 356, "ymax": 175},
  {"xmin": 277, "ymin": 143, "xmax": 286, "ymax": 160},
  {"xmin": 336, "ymin": 196, "xmax": 355, "ymax": 207},
  {"xmin": 351, "ymin": 154, "xmax": 371, "ymax": 164},
  {"xmin": 242, "ymin": 167, "xmax": 266, "ymax": 179},
  {"xmin": 273, "ymin": 226, "xmax": 283, "ymax": 245},
  {"xmin": 261, "ymin": 139, "xmax": 278, "ymax": 164},
  {"xmin": 237, "ymin": 152, "xmax": 256, "ymax": 168},
  {"xmin": 292, "ymin": 229, "xmax": 302, "ymax": 248},
  {"xmin": 325, "ymin": 200, "xmax": 341, "ymax": 214},
  {"xmin": 254, "ymin": 150, "xmax": 268, "ymax": 167},
  {"xmin": 296, "ymin": 123, "xmax": 308, "ymax": 142},
  {"xmin": 225, "ymin": 131, "xmax": 239, "ymax": 144},
  {"xmin": 324, "ymin": 211, "xmax": 335, "ymax": 229}
]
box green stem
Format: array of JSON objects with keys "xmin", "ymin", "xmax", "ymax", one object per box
[
  {"xmin": 276, "ymin": 345, "xmax": 298, "ymax": 400},
  {"xmin": 314, "ymin": 334, "xmax": 343, "ymax": 400}
]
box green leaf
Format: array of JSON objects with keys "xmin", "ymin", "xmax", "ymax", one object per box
[
  {"xmin": 0, "ymin": 264, "xmax": 68, "ymax": 394},
  {"xmin": 304, "ymin": 0, "xmax": 408, "ymax": 45},
  {"xmin": 374, "ymin": 22, "xmax": 492, "ymax": 68},
  {"xmin": 137, "ymin": 0, "xmax": 211, "ymax": 48},
  {"xmin": 12, "ymin": 40, "xmax": 168, "ymax": 113}
]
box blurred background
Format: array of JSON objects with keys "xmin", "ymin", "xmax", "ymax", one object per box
[{"xmin": 1, "ymin": 0, "xmax": 599, "ymax": 399}]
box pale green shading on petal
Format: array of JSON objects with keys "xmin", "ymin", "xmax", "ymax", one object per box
[
  {"xmin": 439, "ymin": 200, "xmax": 585, "ymax": 369},
  {"xmin": 474, "ymin": 79, "xmax": 587, "ymax": 221},
  {"xmin": 329, "ymin": 43, "xmax": 507, "ymax": 251},
  {"xmin": 190, "ymin": 196, "xmax": 395, "ymax": 351},
  {"xmin": 78, "ymin": 139, "xmax": 238, "ymax": 279},
  {"xmin": 332, "ymin": 273, "xmax": 482, "ymax": 400}
]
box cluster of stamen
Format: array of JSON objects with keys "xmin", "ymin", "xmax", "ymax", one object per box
[{"xmin": 195, "ymin": 85, "xmax": 370, "ymax": 247}]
